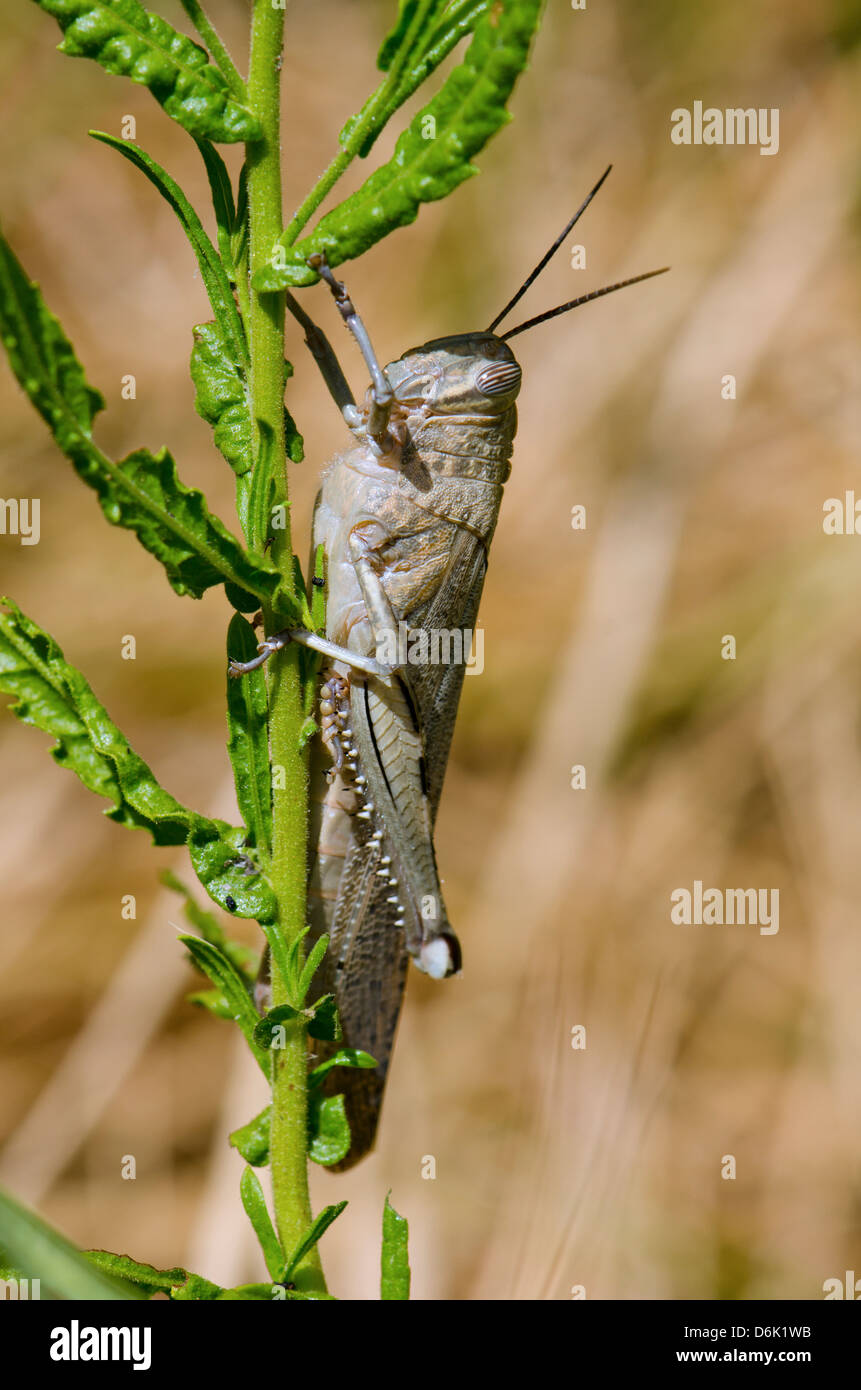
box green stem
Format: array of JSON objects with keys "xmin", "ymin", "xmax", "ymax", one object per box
[
  {"xmin": 180, "ymin": 0, "xmax": 247, "ymax": 97},
  {"xmin": 245, "ymin": 0, "xmax": 324, "ymax": 1295}
]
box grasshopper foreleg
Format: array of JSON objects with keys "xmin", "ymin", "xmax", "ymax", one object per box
[{"xmin": 307, "ymin": 253, "xmax": 395, "ymax": 453}]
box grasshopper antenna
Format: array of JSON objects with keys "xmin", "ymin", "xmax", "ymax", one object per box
[
  {"xmin": 487, "ymin": 164, "xmax": 613, "ymax": 334},
  {"xmin": 499, "ymin": 266, "xmax": 669, "ymax": 341}
]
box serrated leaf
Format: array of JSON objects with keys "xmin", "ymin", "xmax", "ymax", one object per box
[
  {"xmin": 91, "ymin": 133, "xmax": 246, "ymax": 369},
  {"xmin": 308, "ymin": 1048, "xmax": 377, "ymax": 1090},
  {"xmin": 226, "ymin": 614, "xmax": 272, "ymax": 858},
  {"xmin": 191, "ymin": 322, "xmax": 252, "ymax": 477},
  {"xmin": 230, "ymin": 1105, "xmax": 271, "ymax": 1166},
  {"xmin": 33, "ymin": 0, "xmax": 260, "ymax": 143},
  {"xmin": 239, "ymin": 1167, "xmax": 284, "ymax": 1281},
  {"xmin": 0, "ymin": 1186, "xmax": 141, "ymax": 1300},
  {"xmin": 381, "ymin": 1193, "xmax": 411, "ymax": 1300},
  {"xmin": 257, "ymin": 0, "xmax": 543, "ymax": 288},
  {"xmin": 0, "ymin": 257, "xmax": 104, "ymax": 458},
  {"xmin": 0, "ymin": 231, "xmax": 297, "ymax": 617},
  {"xmin": 85, "ymin": 1251, "xmax": 194, "ymax": 1298},
  {"xmin": 282, "ymin": 1202, "xmax": 348, "ymax": 1284},
  {"xmin": 180, "ymin": 935, "xmax": 269, "ymax": 1070},
  {"xmin": 80, "ymin": 443, "xmax": 289, "ymax": 607},
  {"xmin": 0, "ymin": 598, "xmax": 277, "ymax": 923},
  {"xmin": 308, "ymin": 1093, "xmax": 351, "ymax": 1167}
]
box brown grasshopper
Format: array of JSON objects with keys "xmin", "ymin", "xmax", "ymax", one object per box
[{"xmin": 231, "ymin": 168, "xmax": 666, "ymax": 1166}]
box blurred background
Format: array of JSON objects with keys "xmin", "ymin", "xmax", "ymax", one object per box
[{"xmin": 1, "ymin": 0, "xmax": 860, "ymax": 1300}]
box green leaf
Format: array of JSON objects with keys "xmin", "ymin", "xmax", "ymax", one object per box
[
  {"xmin": 191, "ymin": 322, "xmax": 252, "ymax": 477},
  {"xmin": 381, "ymin": 1193, "xmax": 411, "ymax": 1300},
  {"xmin": 33, "ymin": 0, "xmax": 260, "ymax": 143},
  {"xmin": 307, "ymin": 994, "xmax": 341, "ymax": 1042},
  {"xmin": 0, "ymin": 1186, "xmax": 141, "ymax": 1300},
  {"xmin": 180, "ymin": 935, "xmax": 269, "ymax": 1070},
  {"xmin": 0, "ymin": 231, "xmax": 296, "ymax": 616},
  {"xmin": 257, "ymin": 0, "xmax": 543, "ymax": 287},
  {"xmin": 0, "ymin": 229, "xmax": 104, "ymax": 453},
  {"xmin": 170, "ymin": 1272, "xmax": 223, "ymax": 1301},
  {"xmin": 308, "ymin": 1048, "xmax": 377, "ymax": 1090},
  {"xmin": 343, "ymin": 0, "xmax": 449, "ymax": 160},
  {"xmin": 297, "ymin": 932, "xmax": 329, "ymax": 1003},
  {"xmin": 308, "ymin": 1093, "xmax": 351, "ymax": 1168},
  {"xmin": 161, "ymin": 868, "xmax": 259, "ymax": 979},
  {"xmin": 242, "ymin": 373, "xmax": 303, "ymax": 550},
  {"xmin": 186, "ymin": 822, "xmax": 276, "ymax": 921},
  {"xmin": 253, "ymin": 1003, "xmax": 302, "ymax": 1050},
  {"xmin": 229, "ymin": 1105, "xmax": 271, "ymax": 1167},
  {"xmin": 85, "ymin": 1251, "xmax": 222, "ymax": 1301},
  {"xmin": 226, "ymin": 614, "xmax": 272, "ymax": 857},
  {"xmin": 283, "ymin": 1202, "xmax": 348, "ymax": 1284},
  {"xmin": 187, "ymin": 986, "xmax": 234, "ymax": 1019},
  {"xmin": 239, "ymin": 1167, "xmax": 284, "ymax": 1282},
  {"xmin": 232, "ymin": 163, "xmax": 250, "ymax": 280},
  {"xmin": 380, "ymin": 1, "xmax": 493, "ymax": 109},
  {"xmin": 90, "ymin": 133, "xmax": 246, "ymax": 368},
  {"xmin": 284, "ymin": 924, "xmax": 312, "ymax": 1001},
  {"xmin": 197, "ymin": 139, "xmax": 239, "ymax": 272},
  {"xmin": 358, "ymin": 0, "xmax": 489, "ymax": 159},
  {"xmin": 244, "ymin": 418, "xmax": 276, "ymax": 553},
  {"xmin": 0, "ymin": 598, "xmax": 277, "ymax": 923},
  {"xmin": 79, "ymin": 443, "xmax": 289, "ymax": 607}
]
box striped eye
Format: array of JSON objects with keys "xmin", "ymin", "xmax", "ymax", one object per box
[{"xmin": 475, "ymin": 361, "xmax": 521, "ymax": 396}]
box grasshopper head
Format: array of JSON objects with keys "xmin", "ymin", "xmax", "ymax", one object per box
[{"xmin": 386, "ymin": 332, "xmax": 522, "ymax": 415}]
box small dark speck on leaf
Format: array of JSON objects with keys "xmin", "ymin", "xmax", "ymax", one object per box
[{"xmin": 225, "ymin": 895, "xmax": 237, "ymax": 912}]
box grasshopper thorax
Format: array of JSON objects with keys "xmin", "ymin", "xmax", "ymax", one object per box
[{"xmin": 385, "ymin": 332, "xmax": 522, "ymax": 415}]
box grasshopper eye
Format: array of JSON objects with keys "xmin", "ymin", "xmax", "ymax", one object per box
[{"xmin": 475, "ymin": 361, "xmax": 521, "ymax": 397}]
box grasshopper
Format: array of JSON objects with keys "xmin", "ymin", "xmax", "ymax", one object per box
[{"xmin": 231, "ymin": 168, "xmax": 666, "ymax": 1167}]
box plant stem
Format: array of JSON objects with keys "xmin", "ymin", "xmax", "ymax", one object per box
[
  {"xmin": 179, "ymin": 0, "xmax": 247, "ymax": 97},
  {"xmin": 245, "ymin": 0, "xmax": 324, "ymax": 1294}
]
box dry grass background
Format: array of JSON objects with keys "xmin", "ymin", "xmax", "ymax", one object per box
[{"xmin": 1, "ymin": 0, "xmax": 860, "ymax": 1300}]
